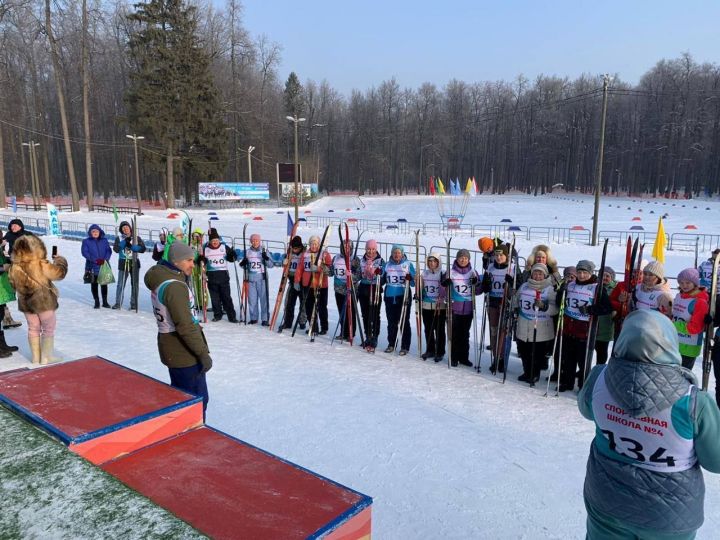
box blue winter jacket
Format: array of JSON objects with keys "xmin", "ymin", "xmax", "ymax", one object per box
[
  {"xmin": 578, "ymin": 310, "xmax": 720, "ymax": 535},
  {"xmin": 382, "ymin": 255, "xmax": 415, "ymax": 304},
  {"xmin": 81, "ymin": 224, "xmax": 112, "ymax": 275}
]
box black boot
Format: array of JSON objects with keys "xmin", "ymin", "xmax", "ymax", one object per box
[
  {"xmin": 94, "ymin": 299, "xmax": 100, "ymax": 309},
  {"xmin": 0, "ymin": 331, "xmax": 18, "ymax": 352}
]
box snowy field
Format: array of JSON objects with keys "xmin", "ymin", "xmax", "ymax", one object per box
[{"xmin": 1, "ymin": 192, "xmax": 720, "ymax": 539}]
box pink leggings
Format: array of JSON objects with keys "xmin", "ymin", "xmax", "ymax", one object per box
[{"xmin": 24, "ymin": 311, "xmax": 57, "ymax": 338}]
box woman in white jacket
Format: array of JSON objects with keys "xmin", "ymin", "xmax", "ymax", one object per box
[{"xmin": 513, "ymin": 263, "xmax": 558, "ymax": 383}]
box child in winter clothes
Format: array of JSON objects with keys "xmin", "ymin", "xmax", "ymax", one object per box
[
  {"xmin": 673, "ymin": 268, "xmax": 710, "ymax": 370},
  {"xmin": 357, "ymin": 239, "xmax": 384, "ymax": 351},
  {"xmin": 202, "ymin": 228, "xmax": 237, "ymax": 323},
  {"xmin": 443, "ymin": 248, "xmax": 481, "ymax": 367},
  {"xmin": 420, "ymin": 252, "xmax": 446, "ymax": 362},
  {"xmin": 239, "ymin": 233, "xmax": 273, "ymax": 325},
  {"xmin": 81, "ymin": 224, "xmax": 112, "ymax": 308},
  {"xmin": 331, "ymin": 237, "xmax": 361, "ymax": 341},
  {"xmin": 294, "ymin": 235, "xmax": 332, "ymax": 335},
  {"xmin": 556, "ymin": 259, "xmax": 611, "ymax": 392},
  {"xmin": 112, "ymin": 220, "xmax": 147, "ymax": 310},
  {"xmin": 578, "ymin": 309, "xmax": 720, "ymax": 540},
  {"xmin": 633, "ymin": 260, "xmax": 673, "ymax": 315},
  {"xmin": 382, "ymin": 245, "xmax": 415, "ymax": 355},
  {"xmin": 481, "ymin": 243, "xmax": 518, "ymax": 371},
  {"xmin": 594, "ymin": 267, "xmax": 617, "ymax": 365},
  {"xmin": 280, "ymin": 235, "xmax": 307, "ymax": 330},
  {"xmin": 9, "ymin": 235, "xmax": 68, "ymax": 364},
  {"xmin": 513, "ymin": 263, "xmax": 558, "ymax": 383}
]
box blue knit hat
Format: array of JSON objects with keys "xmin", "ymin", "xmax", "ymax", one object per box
[{"xmin": 391, "ymin": 244, "xmax": 404, "ymax": 254}]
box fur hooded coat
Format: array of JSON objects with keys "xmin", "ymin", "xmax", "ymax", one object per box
[{"xmin": 9, "ymin": 234, "xmax": 68, "ymax": 313}]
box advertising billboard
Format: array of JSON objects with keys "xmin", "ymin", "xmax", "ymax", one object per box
[{"xmin": 198, "ymin": 183, "xmax": 270, "ymax": 201}]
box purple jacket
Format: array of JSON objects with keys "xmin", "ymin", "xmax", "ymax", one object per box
[{"xmin": 443, "ymin": 261, "xmax": 481, "ymax": 316}]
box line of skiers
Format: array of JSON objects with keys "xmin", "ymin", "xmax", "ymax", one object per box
[{"xmin": 80, "ymin": 223, "xmax": 720, "ymax": 399}]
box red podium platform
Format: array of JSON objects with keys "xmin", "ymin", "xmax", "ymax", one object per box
[
  {"xmin": 0, "ymin": 356, "xmax": 203, "ymax": 464},
  {"xmin": 0, "ymin": 357, "xmax": 372, "ymax": 539}
]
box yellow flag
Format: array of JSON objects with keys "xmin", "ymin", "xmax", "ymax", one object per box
[
  {"xmin": 652, "ymin": 217, "xmax": 666, "ymax": 263},
  {"xmin": 438, "ymin": 178, "xmax": 445, "ymax": 194}
]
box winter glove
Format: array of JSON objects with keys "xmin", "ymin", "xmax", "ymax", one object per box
[
  {"xmin": 310, "ymin": 265, "xmax": 318, "ymax": 272},
  {"xmin": 199, "ymin": 354, "xmax": 213, "ymax": 374},
  {"xmin": 579, "ymin": 304, "xmax": 597, "ymax": 316},
  {"xmin": 239, "ymin": 258, "xmax": 248, "ymax": 268},
  {"xmin": 441, "ymin": 277, "xmax": 452, "ymax": 287},
  {"xmin": 351, "ymin": 259, "xmax": 360, "ymax": 270},
  {"xmin": 262, "ymin": 251, "xmax": 270, "ymax": 261},
  {"xmin": 504, "ymin": 274, "xmax": 514, "ymax": 285},
  {"xmin": 374, "ymin": 267, "xmax": 382, "ymax": 276},
  {"xmin": 404, "ymin": 274, "xmax": 412, "ymax": 282},
  {"xmin": 469, "ymin": 274, "xmax": 479, "ymax": 285},
  {"xmin": 294, "ymin": 283, "xmax": 301, "ymax": 292},
  {"xmin": 95, "ymin": 259, "xmax": 105, "ymax": 266},
  {"xmin": 130, "ymin": 244, "xmax": 143, "ymax": 253},
  {"xmin": 704, "ymin": 313, "xmax": 714, "ymax": 325},
  {"xmin": 534, "ymin": 299, "xmax": 547, "ymax": 311}
]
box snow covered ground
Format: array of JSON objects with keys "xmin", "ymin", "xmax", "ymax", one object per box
[{"xmin": 1, "ymin": 192, "xmax": 719, "ymax": 539}]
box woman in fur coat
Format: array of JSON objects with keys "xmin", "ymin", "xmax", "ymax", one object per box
[{"xmin": 9, "ymin": 235, "xmax": 68, "ymax": 364}]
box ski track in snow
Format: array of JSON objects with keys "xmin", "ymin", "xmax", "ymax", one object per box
[{"xmin": 1, "ymin": 193, "xmax": 720, "ymax": 539}]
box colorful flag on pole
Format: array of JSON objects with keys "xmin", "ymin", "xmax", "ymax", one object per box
[
  {"xmin": 287, "ymin": 212, "xmax": 294, "ymax": 236},
  {"xmin": 46, "ymin": 203, "xmax": 60, "ymax": 237},
  {"xmin": 10, "ymin": 196, "xmax": 16, "ymax": 213},
  {"xmin": 429, "ymin": 177, "xmax": 435, "ymax": 195},
  {"xmin": 652, "ymin": 217, "xmax": 666, "ymax": 263},
  {"xmin": 465, "ymin": 178, "xmax": 473, "ymax": 193},
  {"xmin": 112, "ymin": 204, "xmax": 119, "ymax": 223},
  {"xmin": 437, "ymin": 178, "xmax": 446, "ymax": 194}
]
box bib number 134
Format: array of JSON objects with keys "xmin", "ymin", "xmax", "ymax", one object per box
[{"xmin": 601, "ymin": 429, "xmax": 676, "ymax": 467}]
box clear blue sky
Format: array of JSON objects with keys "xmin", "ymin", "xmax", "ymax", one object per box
[{"xmin": 234, "ymin": 0, "xmax": 719, "ymax": 96}]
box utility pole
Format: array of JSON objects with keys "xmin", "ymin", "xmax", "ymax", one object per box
[
  {"xmin": 22, "ymin": 141, "xmax": 41, "ymax": 209},
  {"xmin": 247, "ymin": 145, "xmax": 255, "ymax": 183},
  {"xmin": 592, "ymin": 75, "xmax": 610, "ymax": 246},
  {"xmin": 126, "ymin": 134, "xmax": 144, "ymax": 215},
  {"xmin": 286, "ymin": 115, "xmax": 306, "ymax": 222}
]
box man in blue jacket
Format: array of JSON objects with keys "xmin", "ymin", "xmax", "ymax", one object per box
[{"xmin": 579, "ymin": 309, "xmax": 720, "ymax": 539}]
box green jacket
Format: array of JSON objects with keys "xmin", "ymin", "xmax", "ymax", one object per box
[
  {"xmin": 144, "ymin": 262, "xmax": 210, "ymax": 369},
  {"xmin": 596, "ymin": 280, "xmax": 617, "ymax": 342}
]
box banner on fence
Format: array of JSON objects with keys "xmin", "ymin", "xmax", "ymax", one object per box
[
  {"xmin": 46, "ymin": 203, "xmax": 60, "ymax": 237},
  {"xmin": 198, "ymin": 183, "xmax": 270, "ymax": 201},
  {"xmin": 279, "ymin": 183, "xmax": 317, "ymax": 198}
]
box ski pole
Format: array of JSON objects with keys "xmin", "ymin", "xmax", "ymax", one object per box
[
  {"xmin": 471, "ymin": 280, "xmax": 478, "ymax": 371},
  {"xmin": 529, "ymin": 289, "xmax": 540, "ymax": 387},
  {"xmin": 477, "ymin": 295, "xmax": 487, "ymax": 373}
]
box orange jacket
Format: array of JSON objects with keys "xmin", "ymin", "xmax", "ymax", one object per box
[{"xmin": 294, "ymin": 250, "xmax": 332, "ymax": 289}]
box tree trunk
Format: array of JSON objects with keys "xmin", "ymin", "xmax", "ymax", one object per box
[
  {"xmin": 0, "ymin": 125, "xmax": 6, "ymax": 207},
  {"xmin": 45, "ymin": 0, "xmax": 79, "ymax": 211},
  {"xmin": 166, "ymin": 140, "xmax": 174, "ymax": 207},
  {"xmin": 82, "ymin": 0, "xmax": 94, "ymax": 210}
]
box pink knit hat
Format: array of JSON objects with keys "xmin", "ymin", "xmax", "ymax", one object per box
[
  {"xmin": 677, "ymin": 268, "xmax": 700, "ymax": 286},
  {"xmin": 365, "ymin": 239, "xmax": 378, "ymax": 250}
]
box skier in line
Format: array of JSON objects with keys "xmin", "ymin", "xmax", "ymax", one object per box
[
  {"xmin": 9, "ymin": 235, "xmax": 68, "ymax": 365},
  {"xmin": 382, "ymin": 245, "xmax": 415, "ymax": 355},
  {"xmin": 556, "ymin": 259, "xmax": 611, "ymax": 392},
  {"xmin": 420, "ymin": 252, "xmax": 446, "ymax": 362},
  {"xmin": 81, "ymin": 224, "xmax": 112, "ymax": 309},
  {"xmin": 280, "ymin": 235, "xmax": 307, "ymax": 330},
  {"xmin": 145, "ymin": 241, "xmax": 213, "ymax": 419},
  {"xmin": 294, "ymin": 234, "xmax": 332, "ymax": 336},
  {"xmin": 632, "ymin": 260, "xmax": 673, "ymax": 316},
  {"xmin": 2, "ymin": 220, "xmax": 27, "ymax": 329},
  {"xmin": 200, "ymin": 228, "xmax": 238, "ymax": 323},
  {"xmin": 513, "ymin": 263, "xmax": 557, "ymax": 382},
  {"xmin": 594, "ymin": 267, "xmax": 618, "ymax": 365},
  {"xmin": 331, "ymin": 237, "xmax": 360, "ymax": 341},
  {"xmin": 239, "ymin": 233, "xmax": 273, "ymax": 325},
  {"xmin": 0, "ymin": 232, "xmax": 18, "ymax": 357},
  {"xmin": 672, "ymin": 268, "xmax": 710, "ymax": 371},
  {"xmin": 443, "ymin": 248, "xmax": 481, "ymax": 367},
  {"xmin": 151, "ymin": 229, "xmax": 167, "ymax": 262},
  {"xmin": 481, "ymin": 243, "xmax": 518, "ymax": 371},
  {"xmin": 579, "ymin": 309, "xmax": 720, "ymax": 540},
  {"xmin": 548, "ymin": 265, "xmax": 577, "ymax": 384},
  {"xmin": 698, "ymin": 248, "xmax": 720, "ymax": 326},
  {"xmin": 357, "ymin": 239, "xmax": 384, "ymax": 351},
  {"xmin": 517, "ymin": 245, "xmax": 562, "ymax": 288},
  {"xmin": 111, "ymin": 220, "xmax": 146, "ymax": 310}
]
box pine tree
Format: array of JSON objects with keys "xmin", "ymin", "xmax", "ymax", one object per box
[
  {"xmin": 284, "ymin": 72, "xmax": 304, "ymax": 118},
  {"xmin": 126, "ymin": 0, "xmax": 227, "ymax": 204}
]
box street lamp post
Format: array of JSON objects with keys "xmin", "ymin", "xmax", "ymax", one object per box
[
  {"xmin": 247, "ymin": 145, "xmax": 255, "ymax": 183},
  {"xmin": 591, "ymin": 74, "xmax": 610, "ymax": 246},
  {"xmin": 126, "ymin": 134, "xmax": 144, "ymax": 214},
  {"xmin": 286, "ymin": 115, "xmax": 306, "ymax": 221},
  {"xmin": 419, "ymin": 143, "xmax": 432, "ymax": 194}
]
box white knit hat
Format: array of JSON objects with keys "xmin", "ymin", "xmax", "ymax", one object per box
[{"xmin": 643, "ymin": 260, "xmax": 665, "ymax": 280}]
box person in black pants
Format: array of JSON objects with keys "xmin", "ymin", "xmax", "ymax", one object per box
[
  {"xmin": 421, "ymin": 253, "xmax": 446, "ymax": 361},
  {"xmin": 200, "ymin": 228, "xmax": 237, "ymax": 323}
]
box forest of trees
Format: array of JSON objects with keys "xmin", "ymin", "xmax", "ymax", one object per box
[{"xmin": 1, "ymin": 0, "xmax": 720, "ymax": 210}]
